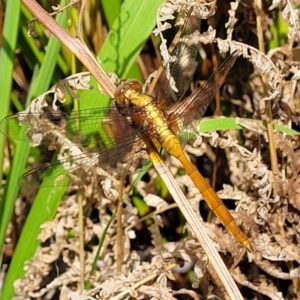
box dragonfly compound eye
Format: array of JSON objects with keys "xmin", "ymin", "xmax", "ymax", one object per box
[
  {"xmin": 115, "ymin": 79, "xmax": 143, "ymax": 106},
  {"xmin": 126, "ymin": 79, "xmax": 142, "ymax": 93},
  {"xmin": 114, "ymin": 83, "xmax": 126, "ymax": 104}
]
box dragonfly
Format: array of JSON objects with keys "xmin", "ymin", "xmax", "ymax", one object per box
[{"xmin": 0, "ymin": 17, "xmax": 250, "ymax": 250}]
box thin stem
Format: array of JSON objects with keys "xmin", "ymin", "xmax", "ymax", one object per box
[{"xmin": 255, "ymin": 0, "xmax": 278, "ymax": 174}]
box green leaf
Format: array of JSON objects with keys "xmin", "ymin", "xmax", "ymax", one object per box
[{"xmin": 198, "ymin": 117, "xmax": 300, "ymax": 135}]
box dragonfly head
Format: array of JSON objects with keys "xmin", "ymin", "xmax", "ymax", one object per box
[{"xmin": 114, "ymin": 79, "xmax": 143, "ymax": 106}]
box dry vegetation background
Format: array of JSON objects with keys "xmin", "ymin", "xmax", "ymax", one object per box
[{"xmin": 1, "ymin": 0, "xmax": 300, "ymax": 299}]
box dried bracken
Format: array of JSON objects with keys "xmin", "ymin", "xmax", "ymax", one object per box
[{"xmin": 3, "ymin": 0, "xmax": 300, "ymax": 299}]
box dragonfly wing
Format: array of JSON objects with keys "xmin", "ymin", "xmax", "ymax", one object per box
[
  {"xmin": 65, "ymin": 107, "xmax": 136, "ymax": 146},
  {"xmin": 0, "ymin": 107, "xmax": 136, "ymax": 148},
  {"xmin": 168, "ymin": 53, "xmax": 237, "ymax": 129},
  {"xmin": 154, "ymin": 10, "xmax": 201, "ymax": 107},
  {"xmin": 18, "ymin": 134, "xmax": 151, "ymax": 188},
  {"xmin": 0, "ymin": 112, "xmax": 56, "ymax": 145},
  {"xmin": 155, "ymin": 43, "xmax": 199, "ymax": 107},
  {"xmin": 18, "ymin": 161, "xmax": 77, "ymax": 188},
  {"xmin": 1, "ymin": 106, "xmax": 156, "ymax": 188},
  {"xmin": 18, "ymin": 150, "xmax": 114, "ymax": 188}
]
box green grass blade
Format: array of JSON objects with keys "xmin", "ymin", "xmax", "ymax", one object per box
[
  {"xmin": 198, "ymin": 117, "xmax": 300, "ymax": 135},
  {"xmin": 0, "ymin": 68, "xmax": 36, "ymax": 262},
  {"xmin": 0, "ymin": 0, "xmax": 21, "ymax": 225},
  {"xmin": 101, "ymin": 0, "xmax": 143, "ymax": 82},
  {"xmin": 101, "ymin": 0, "xmax": 122, "ymax": 28},
  {"xmin": 199, "ymin": 117, "xmax": 243, "ymax": 132}
]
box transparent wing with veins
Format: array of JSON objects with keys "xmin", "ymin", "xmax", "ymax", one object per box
[
  {"xmin": 154, "ymin": 6, "xmax": 237, "ymax": 119},
  {"xmin": 166, "ymin": 53, "xmax": 237, "ymax": 129},
  {"xmin": 16, "ymin": 137, "xmax": 150, "ymax": 188},
  {"xmin": 0, "ymin": 108, "xmax": 150, "ymax": 187},
  {"xmin": 154, "ymin": 13, "xmax": 200, "ymax": 107}
]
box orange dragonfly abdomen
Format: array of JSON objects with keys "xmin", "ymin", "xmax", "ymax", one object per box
[{"xmin": 161, "ymin": 133, "xmax": 251, "ymax": 249}]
